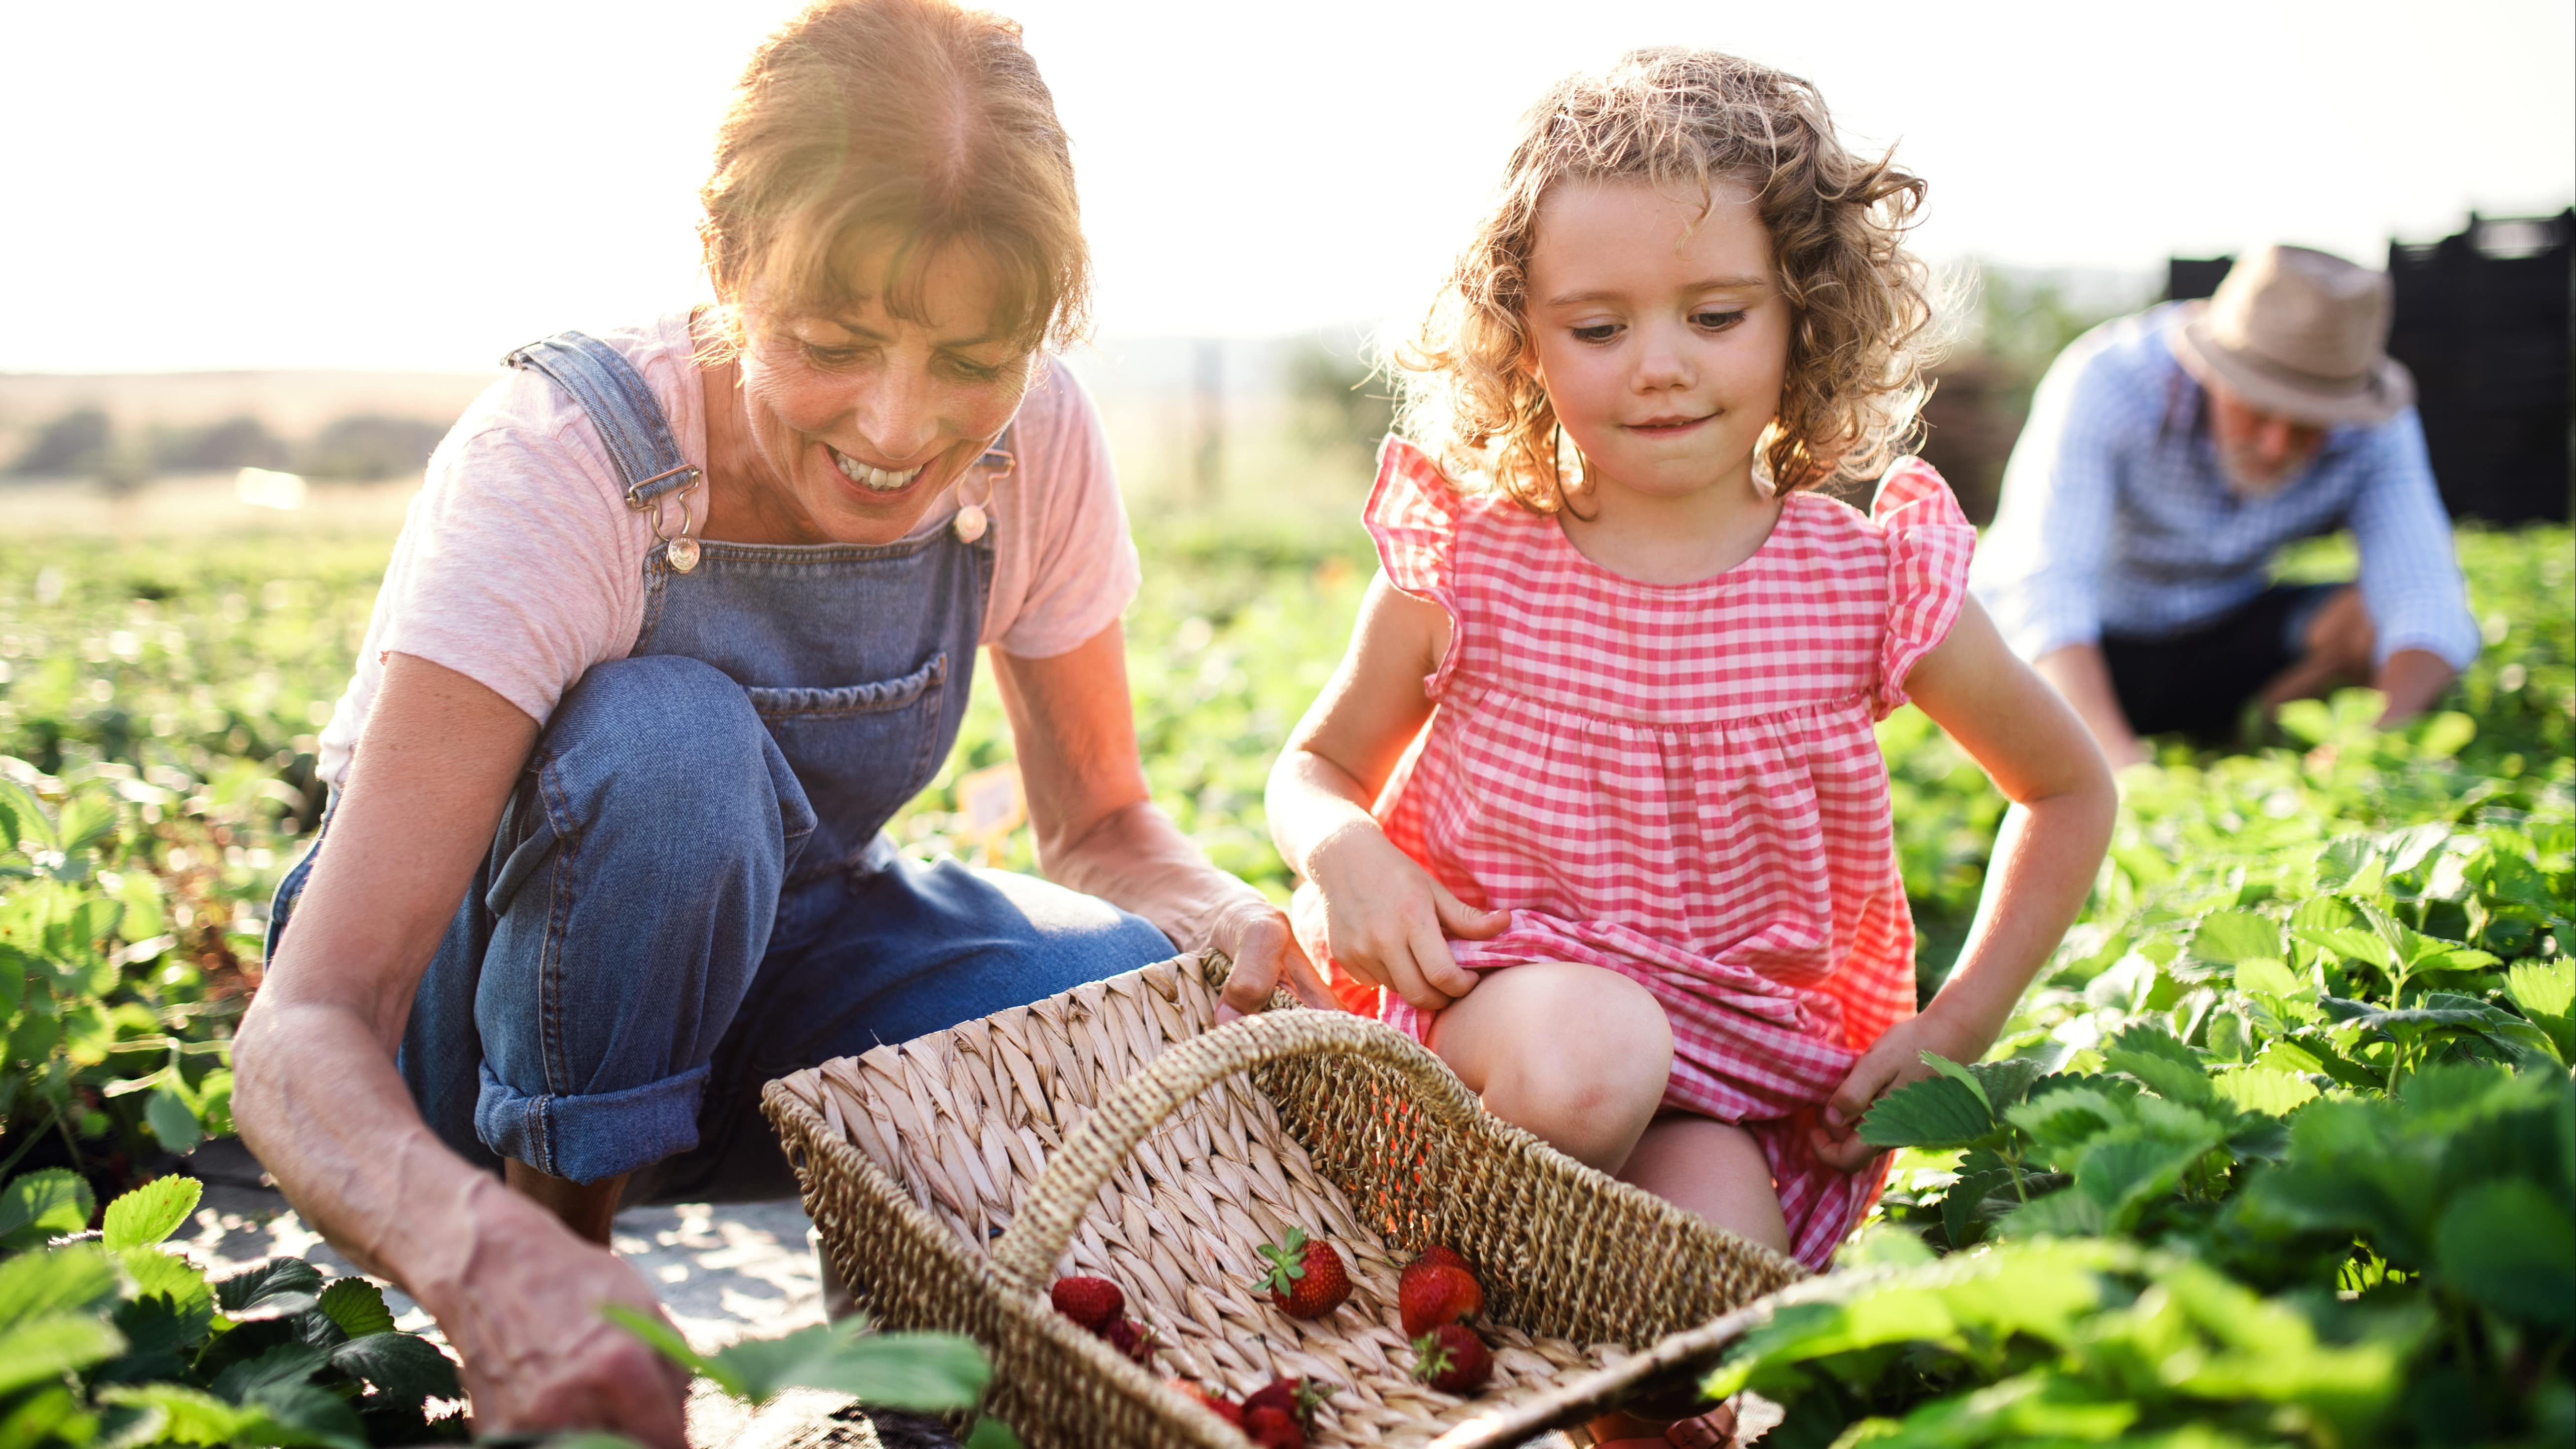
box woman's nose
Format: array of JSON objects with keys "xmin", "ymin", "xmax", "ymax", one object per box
[{"xmin": 850, "ymin": 370, "xmax": 941, "ymax": 461}]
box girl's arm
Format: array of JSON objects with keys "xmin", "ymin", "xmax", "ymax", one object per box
[
  {"xmin": 1266, "ymin": 574, "xmax": 1506, "ymax": 1012},
  {"xmin": 992, "ymin": 621, "xmax": 1333, "ymax": 1016},
  {"xmin": 1813, "ymin": 597, "xmax": 2118, "ymax": 1171}
]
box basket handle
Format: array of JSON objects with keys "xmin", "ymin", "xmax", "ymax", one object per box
[{"xmin": 986, "ymin": 1004, "xmax": 1486, "ymax": 1297}]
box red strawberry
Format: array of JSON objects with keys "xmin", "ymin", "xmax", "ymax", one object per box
[
  {"xmin": 1397, "ymin": 1261, "xmax": 1485, "ymax": 1338},
  {"xmin": 1102, "ymin": 1316, "xmax": 1157, "ymax": 1365},
  {"xmin": 1050, "ymin": 1275, "xmax": 1124, "ymax": 1331},
  {"xmin": 1251, "ymin": 1227, "xmax": 1350, "ymax": 1317},
  {"xmin": 1242, "ymin": 1377, "xmax": 1330, "ymax": 1426},
  {"xmin": 1414, "ymin": 1244, "xmax": 1472, "ymax": 1275},
  {"xmin": 1168, "ymin": 1379, "xmax": 1243, "ymax": 1428},
  {"xmin": 1242, "ymin": 1405, "xmax": 1304, "ymax": 1449},
  {"xmin": 1412, "ymin": 1324, "xmax": 1493, "ymax": 1394}
]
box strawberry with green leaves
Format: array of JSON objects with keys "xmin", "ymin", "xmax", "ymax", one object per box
[
  {"xmin": 1412, "ymin": 1323, "xmax": 1493, "ymax": 1394},
  {"xmin": 1251, "ymin": 1226, "xmax": 1350, "ymax": 1318}
]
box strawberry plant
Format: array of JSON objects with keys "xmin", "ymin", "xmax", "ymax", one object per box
[{"xmin": 0, "ymin": 1167, "xmax": 466, "ymax": 1446}]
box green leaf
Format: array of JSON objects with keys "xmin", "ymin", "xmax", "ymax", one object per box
[
  {"xmin": 602, "ymin": 1301, "xmax": 741, "ymax": 1398},
  {"xmin": 2210, "ymin": 1065, "xmax": 2321, "ymax": 1117},
  {"xmin": 116, "ymin": 1244, "xmax": 215, "ymax": 1353},
  {"xmin": 314, "ymin": 1277, "xmax": 396, "ymax": 1340},
  {"xmin": 2506, "ymin": 959, "xmax": 2575, "ymax": 1019},
  {"xmin": 2101, "ymin": 1025, "xmax": 2213, "ymax": 1107},
  {"xmin": 329, "ymin": 1331, "xmax": 461, "ymax": 1406},
  {"xmin": 102, "ymin": 1174, "xmax": 201, "ymax": 1251},
  {"xmin": 94, "ymin": 1382, "xmax": 270, "ymax": 1443},
  {"xmin": 0, "ymin": 1311, "xmax": 127, "ymax": 1396},
  {"xmin": 0, "ymin": 1242, "xmax": 118, "ymax": 1333},
  {"xmin": 2071, "ymin": 1133, "xmax": 2217, "ymax": 1232},
  {"xmin": 144, "ymin": 1085, "xmax": 205, "ymax": 1154},
  {"xmin": 0, "ymin": 1169, "xmax": 95, "ymax": 1250},
  {"xmin": 215, "ymin": 1257, "xmax": 325, "ymax": 1321},
  {"xmin": 211, "ymin": 1339, "xmax": 328, "ymax": 1401},
  {"xmin": 1857, "ymin": 1074, "xmax": 1995, "ymax": 1150},
  {"xmin": 2189, "ymin": 910, "xmax": 2283, "ymax": 966},
  {"xmin": 2233, "ymin": 956, "xmax": 2306, "ymax": 999},
  {"xmin": 962, "ymin": 1419, "xmax": 1024, "ymax": 1449},
  {"xmin": 2433, "ymin": 1180, "xmax": 2576, "ymax": 1329},
  {"xmin": 1923, "ymin": 1054, "xmax": 1990, "ymax": 1111},
  {"xmin": 707, "ymin": 1324, "xmax": 991, "ymax": 1411},
  {"xmin": 240, "ymin": 1376, "xmax": 367, "ymax": 1449}
]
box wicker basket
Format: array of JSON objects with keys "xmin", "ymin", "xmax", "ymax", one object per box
[{"xmin": 762, "ymin": 951, "xmax": 1804, "ymax": 1448}]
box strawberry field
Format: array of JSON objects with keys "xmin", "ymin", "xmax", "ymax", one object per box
[{"xmin": 1, "ymin": 512, "xmax": 2569, "ymax": 1446}]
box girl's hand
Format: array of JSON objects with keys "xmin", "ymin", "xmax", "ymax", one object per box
[
  {"xmin": 1809, "ymin": 1008, "xmax": 1994, "ymax": 1173},
  {"xmin": 1306, "ymin": 822, "xmax": 1508, "ymax": 1012}
]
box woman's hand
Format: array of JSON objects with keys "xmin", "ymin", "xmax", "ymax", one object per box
[
  {"xmin": 1809, "ymin": 1007, "xmax": 1994, "ymax": 1173},
  {"xmin": 1305, "ymin": 822, "xmax": 1505, "ymax": 1013},
  {"xmin": 424, "ymin": 1181, "xmax": 691, "ymax": 1446},
  {"xmin": 993, "ymin": 624, "xmax": 1334, "ymax": 1015}
]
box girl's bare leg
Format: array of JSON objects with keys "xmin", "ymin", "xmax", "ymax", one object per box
[
  {"xmin": 1617, "ymin": 1112, "xmax": 1792, "ymax": 1256},
  {"xmin": 1425, "ymin": 962, "xmax": 1672, "ymax": 1172}
]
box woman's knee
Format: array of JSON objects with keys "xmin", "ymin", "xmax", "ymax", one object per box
[{"xmin": 538, "ymin": 655, "xmax": 811, "ymax": 858}]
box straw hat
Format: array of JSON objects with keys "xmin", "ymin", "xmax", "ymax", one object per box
[{"xmin": 2170, "ymin": 244, "xmax": 2415, "ymax": 427}]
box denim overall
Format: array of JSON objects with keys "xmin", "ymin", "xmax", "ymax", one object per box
[{"xmin": 272, "ymin": 331, "xmax": 1169, "ymax": 1202}]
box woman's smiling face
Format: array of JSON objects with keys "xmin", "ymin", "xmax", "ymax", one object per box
[{"xmin": 730, "ymin": 243, "xmax": 1034, "ymax": 545}]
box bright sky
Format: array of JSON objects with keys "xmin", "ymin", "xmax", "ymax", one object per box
[{"xmin": 3, "ymin": 0, "xmax": 2567, "ymax": 372}]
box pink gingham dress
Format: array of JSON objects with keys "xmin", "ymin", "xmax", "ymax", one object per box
[{"xmin": 1306, "ymin": 439, "xmax": 1975, "ymax": 1270}]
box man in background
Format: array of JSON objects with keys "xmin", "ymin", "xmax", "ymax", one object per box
[{"xmin": 1972, "ymin": 244, "xmax": 2481, "ymax": 767}]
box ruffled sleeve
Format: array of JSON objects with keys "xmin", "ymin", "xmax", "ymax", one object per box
[
  {"xmin": 1871, "ymin": 457, "xmax": 1977, "ymax": 717},
  {"xmin": 1364, "ymin": 437, "xmax": 1469, "ymax": 695}
]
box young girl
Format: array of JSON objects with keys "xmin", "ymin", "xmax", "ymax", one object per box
[{"xmin": 1266, "ymin": 47, "xmax": 2115, "ymax": 1303}]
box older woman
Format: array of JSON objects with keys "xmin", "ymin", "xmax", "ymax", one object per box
[{"xmin": 230, "ymin": 1, "xmax": 1318, "ymax": 1439}]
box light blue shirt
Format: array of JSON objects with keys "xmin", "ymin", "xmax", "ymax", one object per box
[{"xmin": 1970, "ymin": 303, "xmax": 2481, "ymax": 671}]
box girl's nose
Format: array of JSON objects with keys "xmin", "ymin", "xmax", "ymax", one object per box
[{"xmin": 1632, "ymin": 325, "xmax": 1694, "ymax": 390}]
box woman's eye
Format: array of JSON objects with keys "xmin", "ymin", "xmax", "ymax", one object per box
[
  {"xmin": 1571, "ymin": 324, "xmax": 1620, "ymax": 344},
  {"xmin": 945, "ymin": 358, "xmax": 1004, "ymax": 382},
  {"xmin": 800, "ymin": 343, "xmax": 865, "ymax": 368},
  {"xmin": 1694, "ymin": 309, "xmax": 1747, "ymax": 331}
]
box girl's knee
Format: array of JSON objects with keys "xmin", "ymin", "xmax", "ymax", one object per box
[{"xmin": 1457, "ymin": 965, "xmax": 1672, "ymax": 1164}]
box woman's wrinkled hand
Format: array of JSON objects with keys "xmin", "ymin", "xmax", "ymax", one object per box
[
  {"xmin": 425, "ymin": 1186, "xmax": 692, "ymax": 1448},
  {"xmin": 1809, "ymin": 1008, "xmax": 1994, "ymax": 1174},
  {"xmin": 1210, "ymin": 893, "xmax": 1337, "ymax": 1020},
  {"xmin": 1304, "ymin": 823, "xmax": 1506, "ymax": 1014}
]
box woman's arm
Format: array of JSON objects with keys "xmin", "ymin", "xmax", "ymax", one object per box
[
  {"xmin": 1265, "ymin": 574, "xmax": 1504, "ymax": 1012},
  {"xmin": 230, "ymin": 653, "xmax": 689, "ymax": 1445},
  {"xmin": 1813, "ymin": 598, "xmax": 2118, "ymax": 1171},
  {"xmin": 990, "ymin": 621, "xmax": 1332, "ymax": 1015}
]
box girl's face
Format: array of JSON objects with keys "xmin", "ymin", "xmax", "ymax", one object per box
[
  {"xmin": 732, "ymin": 245, "xmax": 1034, "ymax": 544},
  {"xmin": 1524, "ymin": 176, "xmax": 1790, "ymax": 503}
]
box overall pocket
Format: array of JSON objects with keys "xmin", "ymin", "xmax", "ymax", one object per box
[{"xmin": 745, "ymin": 651, "xmax": 953, "ymax": 863}]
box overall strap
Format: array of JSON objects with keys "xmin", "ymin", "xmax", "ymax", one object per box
[{"xmin": 503, "ymin": 332, "xmax": 700, "ymax": 508}]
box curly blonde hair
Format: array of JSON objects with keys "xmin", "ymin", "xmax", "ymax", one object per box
[
  {"xmin": 698, "ymin": 0, "xmax": 1090, "ymax": 355},
  {"xmin": 1394, "ymin": 47, "xmax": 1933, "ymax": 509}
]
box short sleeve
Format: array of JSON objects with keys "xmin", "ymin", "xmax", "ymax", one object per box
[
  {"xmin": 1871, "ymin": 457, "xmax": 1978, "ymax": 718},
  {"xmin": 1363, "ymin": 437, "xmax": 1464, "ymax": 606},
  {"xmin": 985, "ymin": 362, "xmax": 1142, "ymax": 658}
]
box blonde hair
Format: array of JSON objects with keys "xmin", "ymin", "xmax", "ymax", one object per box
[
  {"xmin": 1395, "ymin": 47, "xmax": 1933, "ymax": 509},
  {"xmin": 698, "ymin": 0, "xmax": 1090, "ymax": 354}
]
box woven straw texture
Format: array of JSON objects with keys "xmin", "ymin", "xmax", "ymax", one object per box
[{"xmin": 763, "ymin": 951, "xmax": 1804, "ymax": 1448}]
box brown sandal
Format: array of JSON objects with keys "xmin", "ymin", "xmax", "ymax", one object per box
[{"xmin": 1663, "ymin": 1399, "xmax": 1740, "ymax": 1449}]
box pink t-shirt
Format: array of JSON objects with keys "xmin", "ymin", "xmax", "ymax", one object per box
[{"xmin": 318, "ymin": 311, "xmax": 1140, "ymax": 787}]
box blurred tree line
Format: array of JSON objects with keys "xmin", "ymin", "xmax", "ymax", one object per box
[
  {"xmin": 1916, "ymin": 268, "xmax": 2138, "ymax": 524},
  {"xmin": 5, "ymin": 408, "xmax": 448, "ymax": 487}
]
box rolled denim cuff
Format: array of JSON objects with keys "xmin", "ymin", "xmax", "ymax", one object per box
[{"xmin": 474, "ymin": 1061, "xmax": 709, "ymax": 1185}]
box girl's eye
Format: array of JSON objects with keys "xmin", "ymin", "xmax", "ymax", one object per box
[
  {"xmin": 1693, "ymin": 309, "xmax": 1747, "ymax": 331},
  {"xmin": 1571, "ymin": 324, "xmax": 1620, "ymax": 344}
]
